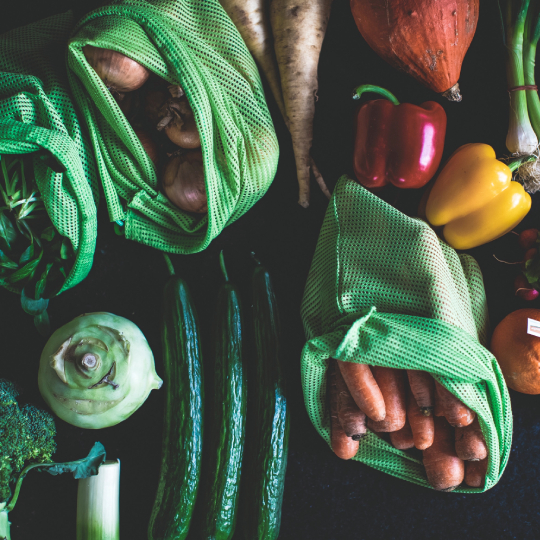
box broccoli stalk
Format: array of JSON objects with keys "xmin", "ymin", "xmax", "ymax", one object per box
[{"xmin": 0, "ymin": 380, "xmax": 106, "ymax": 539}]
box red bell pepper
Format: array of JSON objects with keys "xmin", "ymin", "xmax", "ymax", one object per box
[{"xmin": 352, "ymin": 85, "xmax": 447, "ymax": 189}]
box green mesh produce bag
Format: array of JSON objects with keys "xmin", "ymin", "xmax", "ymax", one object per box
[
  {"xmin": 0, "ymin": 11, "xmax": 98, "ymax": 294},
  {"xmin": 67, "ymin": 0, "xmax": 279, "ymax": 253},
  {"xmin": 300, "ymin": 175, "xmax": 513, "ymax": 493}
]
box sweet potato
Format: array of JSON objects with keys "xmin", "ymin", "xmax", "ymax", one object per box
[
  {"xmin": 333, "ymin": 360, "xmax": 366, "ymax": 440},
  {"xmin": 337, "ymin": 359, "xmax": 385, "ymax": 422},
  {"xmin": 423, "ymin": 416, "xmax": 465, "ymax": 491},
  {"xmin": 329, "ymin": 361, "xmax": 359, "ymax": 459},
  {"xmin": 455, "ymin": 416, "xmax": 488, "ymax": 461},
  {"xmin": 367, "ymin": 367, "xmax": 407, "ymax": 432},
  {"xmin": 407, "ymin": 370, "xmax": 435, "ymax": 415},
  {"xmin": 407, "ymin": 390, "xmax": 434, "ymax": 450},
  {"xmin": 434, "ymin": 380, "xmax": 475, "ymax": 427}
]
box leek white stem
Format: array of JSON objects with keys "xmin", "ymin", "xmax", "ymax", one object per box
[
  {"xmin": 507, "ymin": 91, "xmax": 539, "ymax": 153},
  {"xmin": 76, "ymin": 459, "xmax": 120, "ymax": 540}
]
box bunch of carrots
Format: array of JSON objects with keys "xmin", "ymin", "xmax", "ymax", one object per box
[{"xmin": 328, "ymin": 359, "xmax": 488, "ymax": 491}]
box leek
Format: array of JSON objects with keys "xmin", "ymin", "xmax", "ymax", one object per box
[{"xmin": 76, "ymin": 459, "xmax": 120, "ymax": 540}]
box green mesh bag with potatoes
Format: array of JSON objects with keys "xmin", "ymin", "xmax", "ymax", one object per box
[
  {"xmin": 0, "ymin": 12, "xmax": 98, "ymax": 330},
  {"xmin": 300, "ymin": 175, "xmax": 513, "ymax": 492},
  {"xmin": 67, "ymin": 0, "xmax": 279, "ymax": 253}
]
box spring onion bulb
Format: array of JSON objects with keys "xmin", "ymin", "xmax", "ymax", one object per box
[
  {"xmin": 76, "ymin": 460, "xmax": 120, "ymax": 540},
  {"xmin": 503, "ymin": 0, "xmax": 539, "ymax": 154}
]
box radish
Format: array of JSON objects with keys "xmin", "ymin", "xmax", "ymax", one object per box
[
  {"xmin": 518, "ymin": 228, "xmax": 539, "ymax": 250},
  {"xmin": 514, "ymin": 274, "xmax": 539, "ymax": 301}
]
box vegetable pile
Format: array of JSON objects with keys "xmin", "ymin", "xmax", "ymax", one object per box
[{"xmin": 328, "ymin": 363, "xmax": 488, "ymax": 490}]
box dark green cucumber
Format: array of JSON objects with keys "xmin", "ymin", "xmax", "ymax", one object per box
[
  {"xmin": 242, "ymin": 256, "xmax": 290, "ymax": 540},
  {"xmin": 148, "ymin": 257, "xmax": 204, "ymax": 540},
  {"xmin": 198, "ymin": 251, "xmax": 247, "ymax": 540}
]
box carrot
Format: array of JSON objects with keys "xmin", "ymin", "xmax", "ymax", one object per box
[
  {"xmin": 407, "ymin": 390, "xmax": 434, "ymax": 450},
  {"xmin": 270, "ymin": 0, "xmax": 334, "ymax": 208},
  {"xmin": 389, "ymin": 419, "xmax": 415, "ymax": 450},
  {"xmin": 464, "ymin": 458, "xmax": 488, "ymax": 488},
  {"xmin": 367, "ymin": 367, "xmax": 407, "ymax": 433},
  {"xmin": 336, "ymin": 359, "xmax": 386, "ymax": 422},
  {"xmin": 328, "ymin": 361, "xmax": 359, "ymax": 459},
  {"xmin": 434, "ymin": 380, "xmax": 475, "ymax": 428},
  {"xmin": 218, "ymin": 0, "xmax": 287, "ymax": 121},
  {"xmin": 455, "ymin": 416, "xmax": 488, "ymax": 461},
  {"xmin": 423, "ymin": 416, "xmax": 465, "ymax": 491},
  {"xmin": 333, "ymin": 359, "xmax": 367, "ymax": 440},
  {"xmin": 407, "ymin": 370, "xmax": 435, "ymax": 416}
]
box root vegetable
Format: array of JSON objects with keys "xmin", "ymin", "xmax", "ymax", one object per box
[
  {"xmin": 219, "ymin": 0, "xmax": 287, "ymax": 120},
  {"xmin": 434, "ymin": 380, "xmax": 475, "ymax": 428},
  {"xmin": 329, "ymin": 362, "xmax": 359, "ymax": 459},
  {"xmin": 423, "ymin": 416, "xmax": 465, "ymax": 491},
  {"xmin": 333, "ymin": 359, "xmax": 366, "ymax": 440},
  {"xmin": 464, "ymin": 458, "xmax": 488, "ymax": 488},
  {"xmin": 163, "ymin": 97, "xmax": 200, "ymax": 149},
  {"xmin": 367, "ymin": 367, "xmax": 407, "ymax": 433},
  {"xmin": 518, "ymin": 228, "xmax": 539, "ymax": 250},
  {"xmin": 407, "ymin": 370, "xmax": 435, "ymax": 416},
  {"xmin": 407, "ymin": 390, "xmax": 434, "ymax": 451},
  {"xmin": 455, "ymin": 416, "xmax": 488, "ymax": 461},
  {"xmin": 270, "ymin": 0, "xmax": 334, "ymax": 208},
  {"xmin": 162, "ymin": 151, "xmax": 207, "ymax": 214},
  {"xmin": 514, "ymin": 274, "xmax": 539, "ymax": 301},
  {"xmin": 336, "ymin": 360, "xmax": 386, "ymax": 422},
  {"xmin": 389, "ymin": 419, "xmax": 415, "ymax": 450},
  {"xmin": 83, "ymin": 45, "xmax": 150, "ymax": 93}
]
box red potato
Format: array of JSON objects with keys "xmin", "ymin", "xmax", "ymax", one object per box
[
  {"xmin": 407, "ymin": 370, "xmax": 435, "ymax": 415},
  {"xmin": 423, "ymin": 416, "xmax": 465, "ymax": 491},
  {"xmin": 337, "ymin": 360, "xmax": 386, "ymax": 422},
  {"xmin": 455, "ymin": 416, "xmax": 488, "ymax": 461},
  {"xmin": 389, "ymin": 419, "xmax": 415, "ymax": 450},
  {"xmin": 434, "ymin": 380, "xmax": 475, "ymax": 428},
  {"xmin": 367, "ymin": 367, "xmax": 407, "ymax": 433},
  {"xmin": 328, "ymin": 362, "xmax": 359, "ymax": 459},
  {"xmin": 333, "ymin": 360, "xmax": 366, "ymax": 440},
  {"xmin": 464, "ymin": 458, "xmax": 488, "ymax": 488},
  {"xmin": 407, "ymin": 391, "xmax": 434, "ymax": 450},
  {"xmin": 270, "ymin": 0, "xmax": 334, "ymax": 207}
]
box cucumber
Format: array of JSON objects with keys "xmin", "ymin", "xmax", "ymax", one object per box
[
  {"xmin": 241, "ymin": 255, "xmax": 290, "ymax": 540},
  {"xmin": 148, "ymin": 255, "xmax": 204, "ymax": 540},
  {"xmin": 198, "ymin": 251, "xmax": 247, "ymax": 540}
]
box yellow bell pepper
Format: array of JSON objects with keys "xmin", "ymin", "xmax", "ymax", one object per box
[{"xmin": 425, "ymin": 143, "xmax": 531, "ymax": 250}]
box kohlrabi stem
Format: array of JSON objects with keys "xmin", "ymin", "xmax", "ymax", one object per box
[
  {"xmin": 351, "ymin": 85, "xmax": 400, "ymax": 105},
  {"xmin": 504, "ymin": 0, "xmax": 539, "ymax": 154},
  {"xmin": 524, "ymin": 0, "xmax": 540, "ymax": 137},
  {"xmin": 219, "ymin": 250, "xmax": 229, "ymax": 282},
  {"xmin": 76, "ymin": 460, "xmax": 120, "ymax": 540},
  {"xmin": 163, "ymin": 253, "xmax": 175, "ymax": 277}
]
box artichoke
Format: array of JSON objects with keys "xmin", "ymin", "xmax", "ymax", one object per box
[{"xmin": 38, "ymin": 312, "xmax": 162, "ymax": 429}]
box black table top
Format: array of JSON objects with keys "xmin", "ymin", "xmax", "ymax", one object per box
[{"xmin": 2, "ymin": 1, "xmax": 540, "ymax": 539}]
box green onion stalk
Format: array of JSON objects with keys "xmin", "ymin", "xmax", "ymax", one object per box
[
  {"xmin": 501, "ymin": 0, "xmax": 538, "ymax": 154},
  {"xmin": 76, "ymin": 460, "xmax": 120, "ymax": 540},
  {"xmin": 524, "ymin": 0, "xmax": 540, "ymax": 136}
]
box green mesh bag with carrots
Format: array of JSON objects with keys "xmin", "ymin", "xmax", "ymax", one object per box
[
  {"xmin": 67, "ymin": 0, "xmax": 279, "ymax": 254},
  {"xmin": 300, "ymin": 175, "xmax": 513, "ymax": 492},
  {"xmin": 0, "ymin": 12, "xmax": 98, "ymax": 329}
]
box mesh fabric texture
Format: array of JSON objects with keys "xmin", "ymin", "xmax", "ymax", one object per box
[
  {"xmin": 67, "ymin": 0, "xmax": 279, "ymax": 253},
  {"xmin": 300, "ymin": 176, "xmax": 512, "ymax": 492},
  {"xmin": 0, "ymin": 11, "xmax": 98, "ymax": 294}
]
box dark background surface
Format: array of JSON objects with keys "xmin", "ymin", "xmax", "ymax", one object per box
[{"xmin": 2, "ymin": 1, "xmax": 540, "ymax": 539}]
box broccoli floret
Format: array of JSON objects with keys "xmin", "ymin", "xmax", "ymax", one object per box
[{"xmin": 0, "ymin": 379, "xmax": 56, "ymax": 503}]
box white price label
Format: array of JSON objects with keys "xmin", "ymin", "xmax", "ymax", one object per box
[{"xmin": 527, "ymin": 318, "xmax": 540, "ymax": 337}]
